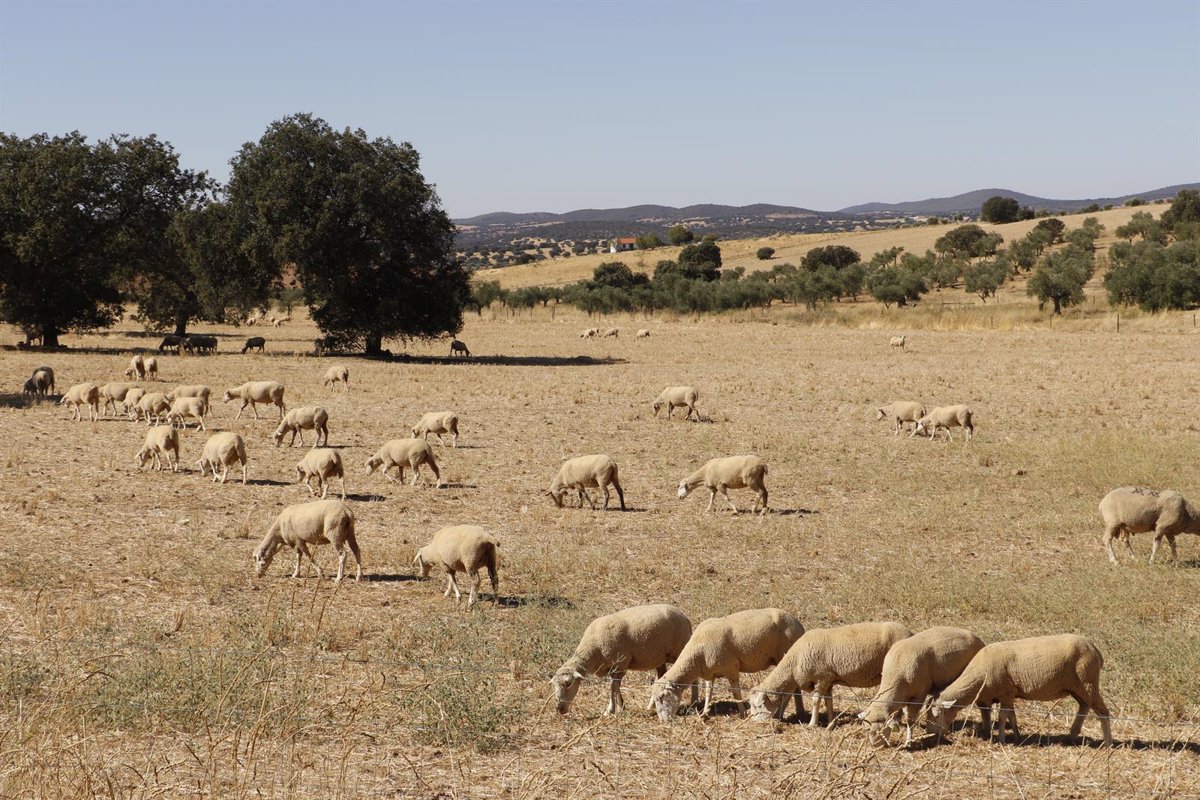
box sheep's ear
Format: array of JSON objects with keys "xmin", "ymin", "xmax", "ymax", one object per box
[{"xmin": 572, "ymin": 669, "xmax": 586, "ymax": 681}]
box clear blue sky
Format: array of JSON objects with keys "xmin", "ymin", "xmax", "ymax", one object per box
[{"xmin": 2, "ymin": 0, "xmax": 1198, "ymax": 218}]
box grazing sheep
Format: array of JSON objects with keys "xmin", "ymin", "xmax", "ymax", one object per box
[
  {"xmin": 412, "ymin": 525, "xmax": 499, "ymax": 609},
  {"xmin": 930, "ymin": 634, "xmax": 1113, "ymax": 746},
  {"xmin": 636, "ymin": 329, "xmax": 650, "ymax": 338},
  {"xmin": 603, "ymin": 327, "xmax": 619, "ymax": 338},
  {"xmin": 158, "ymin": 335, "xmax": 182, "ymax": 353},
  {"xmin": 241, "ymin": 336, "xmax": 266, "ymax": 354},
  {"xmin": 321, "ymin": 364, "xmax": 350, "ymax": 392},
  {"xmin": 914, "ymin": 405, "xmax": 974, "ymax": 442},
  {"xmin": 99, "ymin": 382, "xmax": 137, "ymax": 416},
  {"xmin": 580, "ymin": 328, "xmax": 599, "ymax": 338},
  {"xmin": 858, "ymin": 627, "xmax": 984, "ymax": 743},
  {"xmin": 412, "ymin": 411, "xmax": 459, "ymax": 447},
  {"xmin": 184, "ymin": 334, "xmax": 218, "ymax": 355},
  {"xmin": 450, "ymin": 339, "xmax": 470, "ymax": 357},
  {"xmin": 165, "ymin": 384, "xmax": 211, "ymax": 404},
  {"xmin": 125, "ymin": 355, "xmax": 146, "ymax": 381},
  {"xmin": 21, "ymin": 378, "xmax": 37, "ymax": 396},
  {"xmin": 677, "ymin": 455, "xmax": 768, "ymax": 515},
  {"xmin": 749, "ymin": 622, "xmax": 913, "ymax": 727},
  {"xmin": 245, "ymin": 311, "xmax": 263, "ymax": 326},
  {"xmin": 197, "ymin": 432, "xmax": 248, "ymax": 485},
  {"xmin": 1099, "ymin": 486, "xmax": 1200, "ymax": 564},
  {"xmin": 547, "ymin": 454, "xmax": 625, "ymax": 510},
  {"xmin": 271, "ymin": 314, "xmax": 290, "ymax": 327},
  {"xmin": 272, "ymin": 406, "xmax": 329, "ymax": 448},
  {"xmin": 651, "ymin": 608, "xmax": 805, "ymax": 720},
  {"xmin": 295, "ymin": 448, "xmax": 346, "ymax": 499},
  {"xmin": 134, "ymin": 392, "xmax": 171, "ymax": 426},
  {"xmin": 121, "ymin": 386, "xmax": 147, "ymax": 416},
  {"xmin": 890, "ymin": 335, "xmax": 906, "ymax": 349},
  {"xmin": 223, "ymin": 381, "xmax": 286, "ymax": 420},
  {"xmin": 60, "ymin": 383, "xmax": 100, "ymax": 421},
  {"xmin": 875, "ymin": 401, "xmax": 927, "ymax": 436},
  {"xmin": 135, "ymin": 425, "xmax": 181, "ymax": 472},
  {"xmin": 365, "ymin": 439, "xmax": 441, "ymax": 486},
  {"xmin": 652, "ymin": 386, "xmax": 700, "ymax": 421},
  {"xmin": 254, "ymin": 499, "xmax": 361, "ymax": 582},
  {"xmin": 144, "ymin": 356, "xmax": 158, "ymax": 380},
  {"xmin": 30, "ymin": 366, "xmax": 55, "ymax": 396},
  {"xmin": 552, "ymin": 604, "xmax": 694, "ymax": 716},
  {"xmin": 167, "ymin": 396, "xmax": 208, "ymax": 431}
]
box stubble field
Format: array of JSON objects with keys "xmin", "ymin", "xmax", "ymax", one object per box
[{"xmin": 1, "ymin": 308, "xmax": 1198, "ymax": 799}]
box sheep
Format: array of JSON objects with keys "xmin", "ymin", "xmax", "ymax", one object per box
[
  {"xmin": 295, "ymin": 448, "xmax": 345, "ymax": 499},
  {"xmin": 158, "ymin": 335, "xmax": 182, "ymax": 353},
  {"xmin": 914, "ymin": 405, "xmax": 974, "ymax": 442},
  {"xmin": 547, "ymin": 454, "xmax": 625, "ymax": 511},
  {"xmin": 165, "ymin": 384, "xmax": 211, "ymax": 404},
  {"xmin": 125, "ymin": 355, "xmax": 146, "ymax": 381},
  {"xmin": 365, "ymin": 439, "xmax": 442, "ymax": 486},
  {"xmin": 245, "ymin": 310, "xmax": 263, "ymax": 326},
  {"xmin": 197, "ymin": 432, "xmax": 248, "ymax": 484},
  {"xmin": 580, "ymin": 328, "xmax": 599, "ymax": 338},
  {"xmin": 636, "ymin": 329, "xmax": 650, "ymax": 338},
  {"xmin": 602, "ymin": 327, "xmax": 619, "ymax": 338},
  {"xmin": 135, "ymin": 425, "xmax": 181, "ymax": 472},
  {"xmin": 144, "ymin": 356, "xmax": 158, "ymax": 380},
  {"xmin": 450, "ymin": 339, "xmax": 470, "ymax": 357},
  {"xmin": 929, "ymin": 634, "xmax": 1113, "ymax": 746},
  {"xmin": 551, "ymin": 604, "xmax": 694, "ymax": 716},
  {"xmin": 1099, "ymin": 486, "xmax": 1200, "ymax": 565},
  {"xmin": 167, "ymin": 396, "xmax": 208, "ymax": 431},
  {"xmin": 222, "ymin": 381, "xmax": 286, "ymax": 420},
  {"xmin": 60, "ymin": 382, "xmax": 100, "ymax": 421},
  {"xmin": 858, "ymin": 626, "xmax": 984, "ymax": 743},
  {"xmin": 184, "ymin": 334, "xmax": 218, "ymax": 354},
  {"xmin": 749, "ymin": 622, "xmax": 913, "ymax": 727},
  {"xmin": 99, "ymin": 382, "xmax": 137, "ymax": 416},
  {"xmin": 30, "ymin": 366, "xmax": 54, "ymax": 395},
  {"xmin": 651, "ymin": 608, "xmax": 805, "ymax": 720},
  {"xmin": 133, "ymin": 392, "xmax": 171, "ymax": 426},
  {"xmin": 272, "ymin": 406, "xmax": 329, "ymax": 448},
  {"xmin": 890, "ymin": 335, "xmax": 906, "ymax": 349},
  {"xmin": 321, "ymin": 365, "xmax": 350, "ymax": 392},
  {"xmin": 677, "ymin": 455, "xmax": 768, "ymax": 515},
  {"xmin": 270, "ymin": 314, "xmax": 291, "ymax": 327},
  {"xmin": 412, "ymin": 411, "xmax": 459, "ymax": 447},
  {"xmin": 241, "ymin": 336, "xmax": 266, "ymax": 354},
  {"xmin": 21, "ymin": 378, "xmax": 37, "ymax": 396},
  {"xmin": 875, "ymin": 401, "xmax": 927, "ymax": 436},
  {"xmin": 412, "ymin": 525, "xmax": 499, "ymax": 609},
  {"xmin": 651, "ymin": 385, "xmax": 700, "ymax": 421},
  {"xmin": 121, "ymin": 386, "xmax": 146, "ymax": 416},
  {"xmin": 254, "ymin": 499, "xmax": 361, "ymax": 582}
]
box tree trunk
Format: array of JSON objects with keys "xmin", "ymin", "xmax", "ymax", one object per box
[
  {"xmin": 41, "ymin": 326, "xmax": 61, "ymax": 348},
  {"xmin": 1052, "ymin": 297, "xmax": 1063, "ymax": 315},
  {"xmin": 364, "ymin": 335, "xmax": 383, "ymax": 357},
  {"xmin": 173, "ymin": 316, "xmax": 189, "ymax": 337}
]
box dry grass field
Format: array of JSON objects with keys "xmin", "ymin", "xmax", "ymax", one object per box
[{"xmin": 3, "ymin": 297, "xmax": 1200, "ymax": 797}]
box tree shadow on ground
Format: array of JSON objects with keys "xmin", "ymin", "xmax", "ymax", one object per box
[
  {"xmin": 773, "ymin": 508, "xmax": 819, "ymax": 517},
  {"xmin": 0, "ymin": 393, "xmax": 49, "ymax": 409},
  {"xmin": 385, "ymin": 353, "xmax": 626, "ymax": 368},
  {"xmin": 344, "ymin": 493, "xmax": 387, "ymax": 502},
  {"xmin": 497, "ymin": 594, "xmax": 574, "ymax": 610}
]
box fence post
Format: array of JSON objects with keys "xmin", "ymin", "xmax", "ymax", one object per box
[{"xmin": 1117, "ymin": 313, "xmax": 1120, "ymax": 333}]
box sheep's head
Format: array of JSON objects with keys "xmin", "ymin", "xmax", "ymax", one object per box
[
  {"xmin": 294, "ymin": 465, "xmax": 305, "ymax": 482},
  {"xmin": 134, "ymin": 449, "xmax": 149, "ymax": 469},
  {"xmin": 651, "ymin": 400, "xmax": 662, "ymax": 416},
  {"xmin": 411, "ymin": 426, "xmax": 421, "ymax": 439},
  {"xmin": 875, "ymin": 408, "xmax": 886, "ymax": 421},
  {"xmin": 550, "ymin": 666, "xmax": 586, "ymax": 714},
  {"xmin": 365, "ymin": 456, "xmax": 382, "ymax": 474},
  {"xmin": 857, "ymin": 697, "xmax": 893, "ymax": 726},
  {"xmin": 926, "ymin": 698, "xmax": 961, "ymax": 734},
  {"xmin": 253, "ymin": 543, "xmax": 277, "ymax": 577},
  {"xmin": 676, "ymin": 480, "xmax": 693, "ymax": 499},
  {"xmin": 271, "ymin": 428, "xmax": 285, "ymax": 447},
  {"xmin": 222, "ymin": 390, "xmax": 234, "ymax": 403},
  {"xmin": 412, "ymin": 551, "xmax": 432, "ymax": 578},
  {"xmin": 22, "ymin": 379, "xmax": 35, "ymax": 395},
  {"xmin": 913, "ymin": 419, "xmax": 930, "ymax": 436},
  {"xmin": 546, "ymin": 489, "xmax": 564, "ymax": 508},
  {"xmin": 747, "ymin": 690, "xmax": 779, "ymax": 722},
  {"xmin": 651, "ymin": 681, "xmax": 681, "ymax": 722}
]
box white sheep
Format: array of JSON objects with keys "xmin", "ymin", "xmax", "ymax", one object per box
[
  {"xmin": 602, "ymin": 327, "xmax": 619, "ymax": 338},
  {"xmin": 651, "ymin": 608, "xmax": 805, "ymax": 720},
  {"xmin": 223, "ymin": 381, "xmax": 286, "ymax": 420},
  {"xmin": 652, "ymin": 385, "xmax": 700, "ymax": 421},
  {"xmin": 60, "ymin": 383, "xmax": 100, "ymax": 422},
  {"xmin": 580, "ymin": 328, "xmax": 599, "ymax": 338},
  {"xmin": 552, "ymin": 604, "xmax": 694, "ymax": 716},
  {"xmin": 321, "ymin": 365, "xmax": 350, "ymax": 392},
  {"xmin": 165, "ymin": 385, "xmax": 211, "ymax": 404},
  {"xmin": 99, "ymin": 382, "xmax": 137, "ymax": 417},
  {"xmin": 365, "ymin": 439, "xmax": 442, "ymax": 486},
  {"xmin": 295, "ymin": 448, "xmax": 345, "ymax": 499},
  {"xmin": 412, "ymin": 411, "xmax": 460, "ymax": 447},
  {"xmin": 547, "ymin": 454, "xmax": 625, "ymax": 511},
  {"xmin": 677, "ymin": 455, "xmax": 768, "ymax": 515},
  {"xmin": 197, "ymin": 432, "xmax": 248, "ymax": 485},
  {"xmin": 167, "ymin": 396, "xmax": 208, "ymax": 430},
  {"xmin": 875, "ymin": 401, "xmax": 927, "ymax": 436},
  {"xmin": 125, "ymin": 354, "xmax": 146, "ymax": 380},
  {"xmin": 858, "ymin": 626, "xmax": 985, "ymax": 743},
  {"xmin": 914, "ymin": 405, "xmax": 974, "ymax": 442},
  {"xmin": 1099, "ymin": 486, "xmax": 1200, "ymax": 564},
  {"xmin": 144, "ymin": 356, "xmax": 158, "ymax": 380},
  {"xmin": 135, "ymin": 425, "xmax": 181, "ymax": 472},
  {"xmin": 272, "ymin": 406, "xmax": 329, "ymax": 448},
  {"xmin": 636, "ymin": 329, "xmax": 650, "ymax": 338},
  {"xmin": 121, "ymin": 386, "xmax": 147, "ymax": 416},
  {"xmin": 30, "ymin": 366, "xmax": 55, "ymax": 395},
  {"xmin": 929, "ymin": 634, "xmax": 1113, "ymax": 746},
  {"xmin": 412, "ymin": 524, "xmax": 499, "ymax": 609},
  {"xmin": 890, "ymin": 335, "xmax": 906, "ymax": 349},
  {"xmin": 254, "ymin": 499, "xmax": 361, "ymax": 582},
  {"xmin": 134, "ymin": 392, "xmax": 171, "ymax": 426},
  {"xmin": 748, "ymin": 621, "xmax": 912, "ymax": 727}
]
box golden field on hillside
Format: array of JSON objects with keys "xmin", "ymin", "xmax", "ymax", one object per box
[{"xmin": 2, "ymin": 296, "xmax": 1198, "ymax": 797}]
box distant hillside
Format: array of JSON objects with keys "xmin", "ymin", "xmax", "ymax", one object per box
[
  {"xmin": 837, "ymin": 183, "xmax": 1198, "ymax": 215},
  {"xmin": 455, "ymin": 202, "xmax": 823, "ymax": 227}
]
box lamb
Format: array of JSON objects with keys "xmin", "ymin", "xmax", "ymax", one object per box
[
  {"xmin": 547, "ymin": 454, "xmax": 625, "ymax": 511},
  {"xmin": 580, "ymin": 328, "xmax": 599, "ymax": 338},
  {"xmin": 450, "ymin": 339, "xmax": 470, "ymax": 357},
  {"xmin": 241, "ymin": 336, "xmax": 266, "ymax": 354},
  {"xmin": 165, "ymin": 384, "xmax": 211, "ymax": 404},
  {"xmin": 914, "ymin": 405, "xmax": 974, "ymax": 442},
  {"xmin": 858, "ymin": 626, "xmax": 984, "ymax": 743},
  {"xmin": 167, "ymin": 396, "xmax": 208, "ymax": 430},
  {"xmin": 135, "ymin": 425, "xmax": 181, "ymax": 472},
  {"xmin": 365, "ymin": 439, "xmax": 442, "ymax": 486},
  {"xmin": 272, "ymin": 406, "xmax": 329, "ymax": 448},
  {"xmin": 60, "ymin": 383, "xmax": 100, "ymax": 421},
  {"xmin": 197, "ymin": 432, "xmax": 248, "ymax": 485},
  {"xmin": 125, "ymin": 355, "xmax": 146, "ymax": 380},
  {"xmin": 651, "ymin": 608, "xmax": 805, "ymax": 720},
  {"xmin": 254, "ymin": 499, "xmax": 361, "ymax": 582},
  {"xmin": 412, "ymin": 525, "xmax": 499, "ymax": 609},
  {"xmin": 295, "ymin": 448, "xmax": 346, "ymax": 499},
  {"xmin": 121, "ymin": 386, "xmax": 146, "ymax": 416},
  {"xmin": 602, "ymin": 327, "xmax": 619, "ymax": 338},
  {"xmin": 552, "ymin": 604, "xmax": 694, "ymax": 715},
  {"xmin": 1099, "ymin": 486, "xmax": 1200, "ymax": 564},
  {"xmin": 651, "ymin": 386, "xmax": 700, "ymax": 421},
  {"xmin": 890, "ymin": 335, "xmax": 906, "ymax": 349},
  {"xmin": 321, "ymin": 365, "xmax": 350, "ymax": 392},
  {"xmin": 929, "ymin": 634, "xmax": 1113, "ymax": 746},
  {"xmin": 636, "ymin": 329, "xmax": 650, "ymax": 338},
  {"xmin": 144, "ymin": 356, "xmax": 158, "ymax": 380},
  {"xmin": 749, "ymin": 622, "xmax": 913, "ymax": 727},
  {"xmin": 134, "ymin": 392, "xmax": 171, "ymax": 426},
  {"xmin": 412, "ymin": 411, "xmax": 459, "ymax": 447},
  {"xmin": 99, "ymin": 382, "xmax": 137, "ymax": 416},
  {"xmin": 223, "ymin": 381, "xmax": 286, "ymax": 420},
  {"xmin": 875, "ymin": 401, "xmax": 927, "ymax": 436},
  {"xmin": 677, "ymin": 455, "xmax": 768, "ymax": 515},
  {"xmin": 30, "ymin": 366, "xmax": 54, "ymax": 396}
]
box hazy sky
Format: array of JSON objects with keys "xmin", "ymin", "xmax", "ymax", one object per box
[{"xmin": 2, "ymin": 0, "xmax": 1198, "ymax": 218}]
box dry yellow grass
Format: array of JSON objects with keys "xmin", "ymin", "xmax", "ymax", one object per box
[{"xmin": 2, "ymin": 304, "xmax": 1199, "ymax": 798}]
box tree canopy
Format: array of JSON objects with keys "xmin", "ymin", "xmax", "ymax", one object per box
[{"xmin": 980, "ymin": 195, "xmax": 1020, "ymax": 224}]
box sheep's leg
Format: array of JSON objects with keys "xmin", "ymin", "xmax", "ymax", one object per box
[
  {"xmin": 1068, "ymin": 700, "xmax": 1089, "ymax": 739},
  {"xmin": 601, "ymin": 484, "xmax": 610, "ymax": 510},
  {"xmin": 319, "ymin": 478, "xmax": 328, "ymax": 499},
  {"xmin": 1104, "ymin": 526, "xmax": 1120, "ymax": 565},
  {"xmin": 1168, "ymin": 534, "xmax": 1178, "ymax": 561},
  {"xmin": 442, "ymin": 573, "xmax": 454, "ymax": 598},
  {"xmin": 452, "ymin": 432, "xmax": 458, "ymax": 448},
  {"xmin": 1149, "ymin": 532, "xmax": 1163, "ymax": 564},
  {"xmin": 701, "ymin": 681, "xmax": 714, "ymax": 717},
  {"xmin": 335, "ymin": 546, "xmax": 347, "ymax": 583},
  {"xmin": 824, "ymin": 686, "xmax": 837, "ymax": 729},
  {"xmin": 721, "ymin": 486, "xmax": 739, "ymax": 514},
  {"xmin": 292, "ymin": 546, "xmax": 304, "ymax": 578},
  {"xmin": 606, "ymin": 673, "xmax": 624, "ymax": 715},
  {"xmin": 198, "ymin": 415, "xmax": 206, "ymax": 431},
  {"xmin": 977, "ymin": 705, "xmax": 993, "ymax": 739},
  {"xmin": 648, "ymin": 666, "xmax": 667, "ymax": 710},
  {"xmin": 448, "ymin": 572, "xmax": 463, "ymax": 604},
  {"xmin": 705, "ymin": 488, "xmax": 716, "ymax": 512},
  {"xmin": 339, "ymin": 476, "xmax": 346, "ymax": 500},
  {"xmin": 218, "ymin": 463, "xmax": 228, "ymax": 484},
  {"xmin": 1090, "ymin": 693, "xmax": 1113, "ymax": 746},
  {"xmin": 580, "ymin": 488, "xmax": 597, "ymax": 509},
  {"xmin": 468, "ymin": 570, "xmax": 481, "ymax": 609},
  {"xmin": 1123, "ymin": 532, "xmax": 1135, "ymax": 560},
  {"xmin": 409, "ymin": 464, "xmax": 420, "ymax": 486},
  {"xmin": 729, "ymin": 675, "xmax": 745, "ymax": 714},
  {"xmin": 807, "ymin": 686, "xmax": 824, "ymax": 727}
]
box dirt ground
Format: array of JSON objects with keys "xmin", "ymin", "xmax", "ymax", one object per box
[{"xmin": 1, "ymin": 308, "xmax": 1198, "ymax": 799}]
